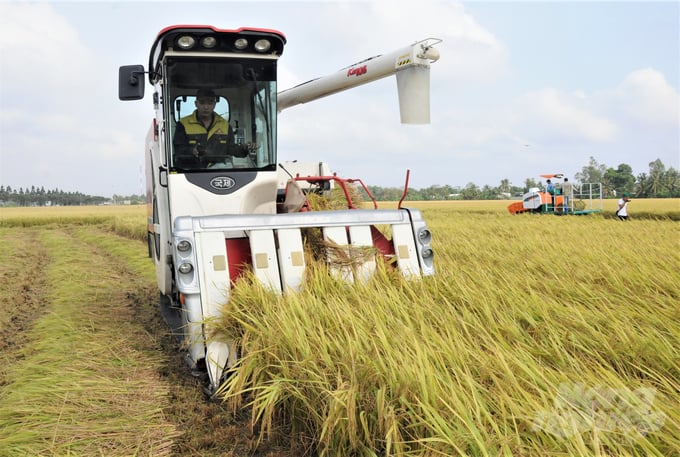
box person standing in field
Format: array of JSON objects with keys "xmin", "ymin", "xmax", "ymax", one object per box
[
  {"xmin": 562, "ymin": 177, "xmax": 573, "ymax": 213},
  {"xmin": 546, "ymin": 179, "xmax": 555, "ymax": 209},
  {"xmin": 617, "ymin": 193, "xmax": 630, "ymax": 220}
]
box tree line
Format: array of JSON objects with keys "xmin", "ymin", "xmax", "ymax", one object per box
[
  {"xmin": 0, "ymin": 186, "xmax": 145, "ymax": 207},
  {"xmin": 1, "ymin": 158, "xmax": 677, "ymax": 206}
]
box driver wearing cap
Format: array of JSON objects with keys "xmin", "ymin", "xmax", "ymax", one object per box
[{"xmin": 173, "ymin": 89, "xmax": 250, "ymax": 168}]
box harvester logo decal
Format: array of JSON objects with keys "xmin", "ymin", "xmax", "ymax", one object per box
[
  {"xmin": 209, "ymin": 176, "xmax": 236, "ymax": 190},
  {"xmin": 347, "ymin": 65, "xmax": 367, "ymax": 77}
]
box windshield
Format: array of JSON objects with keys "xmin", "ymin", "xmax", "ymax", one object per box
[{"xmin": 164, "ymin": 57, "xmax": 277, "ymax": 172}]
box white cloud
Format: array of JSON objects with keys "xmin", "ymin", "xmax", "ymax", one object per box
[
  {"xmin": 0, "ymin": 2, "xmax": 149, "ymax": 194},
  {"xmin": 611, "ymin": 68, "xmax": 679, "ymax": 126},
  {"xmin": 515, "ymin": 88, "xmax": 619, "ymax": 143},
  {"xmin": 312, "ymin": 1, "xmax": 509, "ymax": 82},
  {"xmin": 0, "ymin": 2, "xmax": 96, "ymax": 96},
  {"xmin": 275, "ymin": 0, "xmax": 511, "ymax": 185}
]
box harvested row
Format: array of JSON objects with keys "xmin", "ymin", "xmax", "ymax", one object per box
[
  {"xmin": 0, "ymin": 227, "xmax": 180, "ymax": 455},
  {"xmin": 0, "ymin": 228, "xmax": 50, "ymax": 389},
  {"xmin": 0, "ymin": 226, "xmax": 291, "ymax": 456}
]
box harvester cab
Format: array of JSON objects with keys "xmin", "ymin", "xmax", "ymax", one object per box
[{"xmin": 119, "ymin": 25, "xmax": 440, "ymax": 395}]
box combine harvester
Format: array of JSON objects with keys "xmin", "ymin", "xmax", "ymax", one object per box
[
  {"xmin": 119, "ymin": 25, "xmax": 440, "ymax": 394},
  {"xmin": 507, "ymin": 173, "xmax": 603, "ymax": 215}
]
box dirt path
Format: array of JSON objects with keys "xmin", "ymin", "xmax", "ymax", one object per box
[{"xmin": 0, "ymin": 226, "xmax": 292, "ymax": 456}]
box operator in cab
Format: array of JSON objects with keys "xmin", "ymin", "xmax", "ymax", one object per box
[{"xmin": 173, "ymin": 89, "xmax": 252, "ymax": 169}]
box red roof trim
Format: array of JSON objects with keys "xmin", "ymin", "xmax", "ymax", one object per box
[{"xmin": 156, "ymin": 25, "xmax": 286, "ymax": 41}]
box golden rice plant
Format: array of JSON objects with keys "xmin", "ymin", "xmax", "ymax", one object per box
[{"xmin": 215, "ymin": 208, "xmax": 679, "ymax": 456}]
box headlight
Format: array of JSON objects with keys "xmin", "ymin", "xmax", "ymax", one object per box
[
  {"xmin": 418, "ymin": 228, "xmax": 432, "ymax": 244},
  {"xmin": 421, "ymin": 248, "xmax": 434, "ymax": 259},
  {"xmin": 176, "ymin": 35, "xmax": 196, "ymax": 50},
  {"xmin": 234, "ymin": 38, "xmax": 248, "ymax": 50},
  {"xmin": 254, "ymin": 39, "xmax": 271, "ymax": 52},
  {"xmin": 201, "ymin": 36, "xmax": 217, "ymax": 48},
  {"xmin": 178, "ymin": 262, "xmax": 194, "ymax": 274},
  {"xmin": 177, "ymin": 240, "xmax": 191, "ymax": 252}
]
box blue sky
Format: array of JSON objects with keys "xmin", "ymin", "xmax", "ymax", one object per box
[
  {"xmin": 467, "ymin": 2, "xmax": 678, "ymax": 91},
  {"xmin": 1, "ymin": 1, "xmax": 678, "ymax": 197}
]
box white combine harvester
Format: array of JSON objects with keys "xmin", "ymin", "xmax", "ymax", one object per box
[{"xmin": 119, "ymin": 25, "xmax": 440, "ymax": 395}]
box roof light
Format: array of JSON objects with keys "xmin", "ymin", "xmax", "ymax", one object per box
[
  {"xmin": 254, "ymin": 39, "xmax": 271, "ymax": 52},
  {"xmin": 201, "ymin": 36, "xmax": 217, "ymax": 49},
  {"xmin": 177, "ymin": 35, "xmax": 196, "ymax": 50},
  {"xmin": 234, "ymin": 38, "xmax": 248, "ymax": 50}
]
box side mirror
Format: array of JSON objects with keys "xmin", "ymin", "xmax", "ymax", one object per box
[{"xmin": 119, "ymin": 65, "xmax": 145, "ymax": 100}]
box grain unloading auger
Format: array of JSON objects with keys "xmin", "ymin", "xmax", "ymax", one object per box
[{"xmin": 119, "ymin": 25, "xmax": 440, "ymax": 395}]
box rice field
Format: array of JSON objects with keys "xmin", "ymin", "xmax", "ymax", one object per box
[
  {"xmin": 0, "ymin": 199, "xmax": 678, "ymax": 456},
  {"xmin": 214, "ymin": 200, "xmax": 679, "ymax": 456}
]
